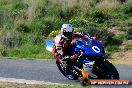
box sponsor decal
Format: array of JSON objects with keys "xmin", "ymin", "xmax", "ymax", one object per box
[{"xmin": 89, "ymin": 80, "xmax": 131, "ymax": 85}]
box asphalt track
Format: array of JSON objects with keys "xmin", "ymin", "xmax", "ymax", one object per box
[{"xmin": 0, "ymin": 59, "xmax": 131, "ymax": 88}]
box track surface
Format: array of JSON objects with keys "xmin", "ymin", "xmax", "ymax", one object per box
[{"xmin": 0, "ymin": 59, "xmax": 131, "ymax": 87}]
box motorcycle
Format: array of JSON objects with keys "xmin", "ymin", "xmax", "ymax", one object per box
[{"xmin": 46, "ymin": 33, "xmax": 119, "ymax": 86}]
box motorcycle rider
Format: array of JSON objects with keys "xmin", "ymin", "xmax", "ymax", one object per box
[{"xmin": 52, "ymin": 24, "xmax": 90, "ymax": 75}]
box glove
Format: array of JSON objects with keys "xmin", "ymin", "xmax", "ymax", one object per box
[
  {"xmin": 71, "ymin": 39, "xmax": 76, "ymax": 45},
  {"xmin": 61, "ymin": 35, "xmax": 69, "ymax": 40}
]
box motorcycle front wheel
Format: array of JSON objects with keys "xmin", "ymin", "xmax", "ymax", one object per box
[{"xmin": 93, "ymin": 60, "xmax": 120, "ymax": 79}]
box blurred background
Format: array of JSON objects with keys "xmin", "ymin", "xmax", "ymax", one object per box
[{"xmin": 0, "ymin": 0, "xmax": 131, "ymax": 61}]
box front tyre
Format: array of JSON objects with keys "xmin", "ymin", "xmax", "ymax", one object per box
[
  {"xmin": 99, "ymin": 60, "xmax": 120, "ymax": 79},
  {"xmin": 80, "ymin": 78, "xmax": 91, "ymax": 86}
]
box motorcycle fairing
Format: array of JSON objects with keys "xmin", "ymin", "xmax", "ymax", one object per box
[
  {"xmin": 71, "ymin": 38, "xmax": 106, "ymax": 58},
  {"xmin": 46, "ymin": 40, "xmax": 54, "ymax": 52}
]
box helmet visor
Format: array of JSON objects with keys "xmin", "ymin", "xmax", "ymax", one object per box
[{"xmin": 63, "ymin": 32, "xmax": 73, "ymax": 39}]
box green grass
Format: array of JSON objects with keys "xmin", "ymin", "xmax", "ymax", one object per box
[
  {"xmin": 0, "ymin": 0, "xmax": 132, "ymax": 59},
  {"xmin": 124, "ymin": 44, "xmax": 132, "ymax": 51},
  {"xmin": 5, "ymin": 43, "xmax": 53, "ymax": 59},
  {"xmin": 106, "ymin": 45, "xmax": 121, "ymax": 52}
]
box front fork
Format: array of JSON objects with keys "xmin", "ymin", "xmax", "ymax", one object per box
[
  {"xmin": 80, "ymin": 64, "xmax": 91, "ymax": 86},
  {"xmin": 81, "ymin": 63, "xmax": 90, "ymax": 78},
  {"xmin": 81, "ymin": 68, "xmax": 89, "ymax": 78},
  {"xmin": 81, "ymin": 61, "xmax": 95, "ymax": 78}
]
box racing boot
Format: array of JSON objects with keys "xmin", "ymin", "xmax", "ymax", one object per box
[
  {"xmin": 66, "ymin": 62, "xmax": 79, "ymax": 77},
  {"xmin": 66, "ymin": 55, "xmax": 79, "ymax": 76}
]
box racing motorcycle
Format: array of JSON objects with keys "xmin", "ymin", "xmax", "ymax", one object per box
[{"xmin": 46, "ymin": 33, "xmax": 119, "ymax": 86}]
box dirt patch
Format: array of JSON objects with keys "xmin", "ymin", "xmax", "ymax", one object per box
[
  {"xmin": 110, "ymin": 50, "xmax": 132, "ymax": 65},
  {"xmin": 0, "ymin": 82, "xmax": 76, "ymax": 88},
  {"xmin": 112, "ymin": 50, "xmax": 132, "ymax": 59},
  {"xmin": 119, "ymin": 40, "xmax": 132, "ymax": 49},
  {"xmin": 0, "ymin": 82, "xmax": 54, "ymax": 88},
  {"xmin": 0, "ymin": 82, "xmax": 34, "ymax": 88},
  {"xmin": 1, "ymin": 82, "xmax": 31, "ymax": 88},
  {"xmin": 109, "ymin": 27, "xmax": 124, "ymax": 36},
  {"xmin": 109, "ymin": 40, "xmax": 132, "ymax": 65}
]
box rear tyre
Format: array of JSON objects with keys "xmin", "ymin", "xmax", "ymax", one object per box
[{"xmin": 56, "ymin": 60, "xmax": 79, "ymax": 80}]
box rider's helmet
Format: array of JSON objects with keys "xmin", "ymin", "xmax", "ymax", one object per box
[{"xmin": 61, "ymin": 24, "xmax": 74, "ymax": 39}]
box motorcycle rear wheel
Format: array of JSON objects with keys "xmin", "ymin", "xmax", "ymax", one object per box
[{"xmin": 56, "ymin": 60, "xmax": 79, "ymax": 80}]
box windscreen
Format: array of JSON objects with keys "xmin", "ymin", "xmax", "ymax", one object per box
[{"xmin": 76, "ymin": 38, "xmax": 91, "ymax": 46}]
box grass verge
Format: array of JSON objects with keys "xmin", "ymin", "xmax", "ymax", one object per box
[{"xmin": 0, "ymin": 82, "xmax": 92, "ymax": 88}]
